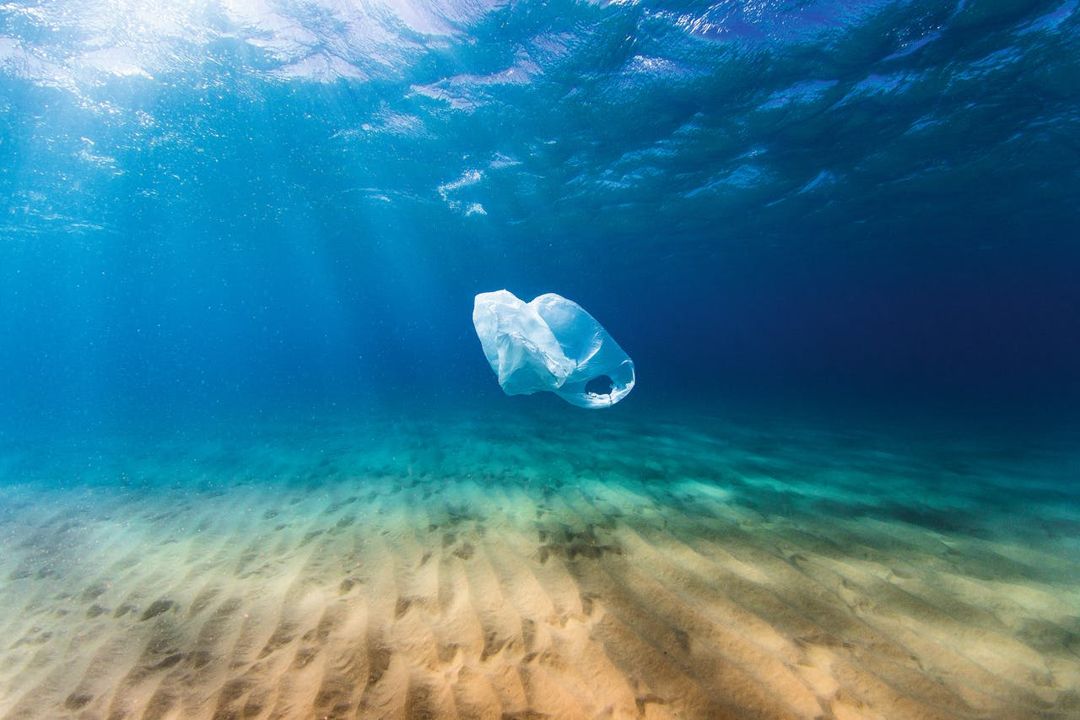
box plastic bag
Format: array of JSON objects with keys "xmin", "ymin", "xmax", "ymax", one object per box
[{"xmin": 472, "ymin": 290, "xmax": 635, "ymax": 408}]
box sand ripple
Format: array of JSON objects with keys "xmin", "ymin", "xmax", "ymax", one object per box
[{"xmin": 0, "ymin": 411, "xmax": 1077, "ymax": 719}]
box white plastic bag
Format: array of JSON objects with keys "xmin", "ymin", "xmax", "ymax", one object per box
[{"xmin": 472, "ymin": 290, "xmax": 635, "ymax": 408}]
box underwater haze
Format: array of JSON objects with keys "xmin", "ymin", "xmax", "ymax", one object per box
[
  {"xmin": 1, "ymin": 1, "xmax": 1079, "ymax": 719},
  {"xmin": 2, "ymin": 0, "xmax": 1079, "ymax": 425}
]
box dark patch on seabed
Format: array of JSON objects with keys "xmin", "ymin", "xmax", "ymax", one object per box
[{"xmin": 0, "ymin": 408, "xmax": 1077, "ymax": 719}]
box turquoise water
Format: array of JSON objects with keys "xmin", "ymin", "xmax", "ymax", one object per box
[
  {"xmin": 1, "ymin": 406, "xmax": 1078, "ymax": 718},
  {"xmin": 2, "ymin": 0, "xmax": 1080, "ymax": 718}
]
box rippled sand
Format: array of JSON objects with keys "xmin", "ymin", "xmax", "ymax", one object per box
[{"xmin": 0, "ymin": 408, "xmax": 1077, "ymax": 719}]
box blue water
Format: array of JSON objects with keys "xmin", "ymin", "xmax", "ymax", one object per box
[
  {"xmin": 1, "ymin": 2, "xmax": 1079, "ymax": 719},
  {"xmin": 2, "ymin": 0, "xmax": 1079, "ymax": 431}
]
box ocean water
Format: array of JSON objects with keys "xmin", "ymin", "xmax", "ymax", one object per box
[{"xmin": 1, "ymin": 1, "xmax": 1079, "ymax": 719}]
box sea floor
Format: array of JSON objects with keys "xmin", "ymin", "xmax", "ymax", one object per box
[{"xmin": 0, "ymin": 405, "xmax": 1077, "ymax": 720}]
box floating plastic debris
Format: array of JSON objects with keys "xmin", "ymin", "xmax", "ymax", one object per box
[{"xmin": 472, "ymin": 290, "xmax": 635, "ymax": 408}]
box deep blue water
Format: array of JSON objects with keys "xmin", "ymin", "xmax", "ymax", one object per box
[{"xmin": 1, "ymin": 0, "xmax": 1079, "ymax": 432}]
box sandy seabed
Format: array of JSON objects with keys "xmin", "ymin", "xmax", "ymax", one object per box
[{"xmin": 0, "ymin": 408, "xmax": 1077, "ymax": 720}]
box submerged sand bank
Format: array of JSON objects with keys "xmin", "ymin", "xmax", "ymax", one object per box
[{"xmin": 0, "ymin": 412, "xmax": 1077, "ymax": 719}]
